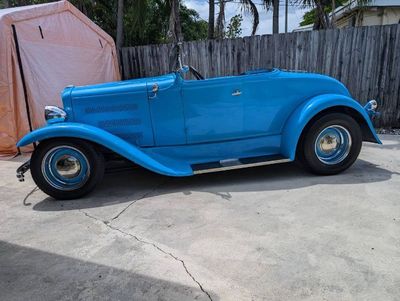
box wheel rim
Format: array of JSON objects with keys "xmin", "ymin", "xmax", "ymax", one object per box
[
  {"xmin": 314, "ymin": 125, "xmax": 352, "ymax": 165},
  {"xmin": 41, "ymin": 146, "xmax": 90, "ymax": 191}
]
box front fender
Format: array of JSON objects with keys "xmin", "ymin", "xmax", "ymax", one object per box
[
  {"xmin": 281, "ymin": 94, "xmax": 382, "ymax": 160},
  {"xmin": 17, "ymin": 123, "xmax": 192, "ymax": 177}
]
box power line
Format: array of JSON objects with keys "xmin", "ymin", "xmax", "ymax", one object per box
[
  {"xmin": 227, "ymin": 1, "xmax": 307, "ymax": 7},
  {"xmin": 216, "ymin": 0, "xmax": 311, "ymax": 7}
]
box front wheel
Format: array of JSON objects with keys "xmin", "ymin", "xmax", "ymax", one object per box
[
  {"xmin": 30, "ymin": 139, "xmax": 105, "ymax": 200},
  {"xmin": 298, "ymin": 113, "xmax": 362, "ymax": 175}
]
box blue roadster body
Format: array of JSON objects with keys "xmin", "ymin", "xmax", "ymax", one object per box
[{"xmin": 17, "ymin": 68, "xmax": 381, "ymax": 199}]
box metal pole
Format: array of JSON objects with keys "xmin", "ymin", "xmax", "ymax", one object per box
[
  {"xmin": 12, "ymin": 24, "xmax": 36, "ymax": 149},
  {"xmin": 285, "ymin": 0, "xmax": 288, "ymax": 33},
  {"xmin": 12, "ymin": 25, "xmax": 33, "ymax": 133}
]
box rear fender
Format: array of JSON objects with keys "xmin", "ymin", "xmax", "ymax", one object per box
[
  {"xmin": 281, "ymin": 94, "xmax": 381, "ymax": 160},
  {"xmin": 17, "ymin": 123, "xmax": 192, "ymax": 177}
]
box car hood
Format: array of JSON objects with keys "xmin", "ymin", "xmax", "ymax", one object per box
[{"xmin": 64, "ymin": 73, "xmax": 177, "ymax": 99}]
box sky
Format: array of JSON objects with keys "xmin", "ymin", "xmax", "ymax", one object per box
[{"xmin": 184, "ymin": 0, "xmax": 311, "ymax": 36}]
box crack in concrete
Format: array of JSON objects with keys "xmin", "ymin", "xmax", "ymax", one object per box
[
  {"xmin": 80, "ymin": 210, "xmax": 213, "ymax": 301},
  {"xmin": 110, "ymin": 180, "xmax": 167, "ymax": 222},
  {"xmin": 22, "ymin": 186, "xmax": 39, "ymax": 206}
]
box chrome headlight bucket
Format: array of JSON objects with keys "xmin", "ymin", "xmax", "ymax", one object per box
[
  {"xmin": 367, "ymin": 99, "xmax": 378, "ymax": 110},
  {"xmin": 45, "ymin": 106, "xmax": 67, "ymax": 124},
  {"xmin": 364, "ymin": 100, "xmax": 379, "ymax": 118}
]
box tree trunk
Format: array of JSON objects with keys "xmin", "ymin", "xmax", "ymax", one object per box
[
  {"xmin": 116, "ymin": 0, "xmax": 124, "ymax": 49},
  {"xmin": 272, "ymin": 0, "xmax": 279, "ymax": 34},
  {"xmin": 314, "ymin": 1, "xmax": 330, "ymax": 29},
  {"xmin": 4, "ymin": 0, "xmax": 10, "ymax": 8},
  {"xmin": 167, "ymin": 0, "xmax": 183, "ymax": 71},
  {"xmin": 216, "ymin": 0, "xmax": 225, "ymax": 39},
  {"xmin": 331, "ymin": 0, "xmax": 336, "ymax": 28},
  {"xmin": 168, "ymin": 0, "xmax": 183, "ymax": 43},
  {"xmin": 208, "ymin": 0, "xmax": 215, "ymax": 39},
  {"xmin": 285, "ymin": 0, "xmax": 288, "ymax": 33}
]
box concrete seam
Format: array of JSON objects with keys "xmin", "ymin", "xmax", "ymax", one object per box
[
  {"xmin": 80, "ymin": 210, "xmax": 213, "ymax": 301},
  {"xmin": 109, "ymin": 180, "xmax": 167, "ymax": 221}
]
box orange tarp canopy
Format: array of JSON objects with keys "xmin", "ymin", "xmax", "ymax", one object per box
[{"xmin": 0, "ymin": 0, "xmax": 120, "ymax": 156}]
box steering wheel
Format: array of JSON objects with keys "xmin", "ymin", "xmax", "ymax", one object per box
[
  {"xmin": 178, "ymin": 65, "xmax": 204, "ymax": 80},
  {"xmin": 188, "ymin": 66, "xmax": 204, "ymax": 80}
]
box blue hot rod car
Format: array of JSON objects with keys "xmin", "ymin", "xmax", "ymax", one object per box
[{"xmin": 16, "ymin": 66, "xmax": 381, "ymax": 199}]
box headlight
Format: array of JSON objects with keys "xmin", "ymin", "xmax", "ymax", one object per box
[
  {"xmin": 368, "ymin": 99, "xmax": 378, "ymax": 110},
  {"xmin": 45, "ymin": 106, "xmax": 66, "ymax": 124}
]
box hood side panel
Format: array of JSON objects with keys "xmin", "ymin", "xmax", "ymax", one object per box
[{"xmin": 66, "ymin": 79, "xmax": 154, "ymax": 146}]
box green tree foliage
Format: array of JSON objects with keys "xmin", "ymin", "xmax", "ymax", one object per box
[
  {"xmin": 124, "ymin": 0, "xmax": 207, "ymax": 45},
  {"xmin": 300, "ymin": 9, "xmax": 316, "ymax": 26},
  {"xmin": 209, "ymin": 0, "xmax": 259, "ymax": 38},
  {"xmin": 180, "ymin": 6, "xmax": 208, "ymax": 42},
  {"xmin": 225, "ymin": 14, "xmax": 243, "ymax": 38},
  {"xmin": 0, "ymin": 0, "xmax": 208, "ymax": 46},
  {"xmin": 299, "ymin": 0, "xmax": 369, "ymax": 29},
  {"xmin": 300, "ymin": 0, "xmax": 345, "ymax": 26}
]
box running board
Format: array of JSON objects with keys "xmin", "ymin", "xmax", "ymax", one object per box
[{"xmin": 192, "ymin": 155, "xmax": 291, "ymax": 175}]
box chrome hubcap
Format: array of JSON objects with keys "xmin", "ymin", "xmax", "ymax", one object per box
[
  {"xmin": 319, "ymin": 135, "xmax": 339, "ymax": 153},
  {"xmin": 55, "ymin": 155, "xmax": 81, "ymax": 178},
  {"xmin": 315, "ymin": 125, "xmax": 352, "ymax": 165},
  {"xmin": 41, "ymin": 146, "xmax": 90, "ymax": 191}
]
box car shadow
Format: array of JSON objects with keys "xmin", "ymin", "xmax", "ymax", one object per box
[
  {"xmin": 32, "ymin": 158, "xmax": 399, "ymax": 212},
  {"xmin": 0, "ymin": 240, "xmax": 218, "ymax": 301}
]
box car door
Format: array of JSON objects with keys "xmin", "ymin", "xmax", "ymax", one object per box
[
  {"xmin": 182, "ymin": 76, "xmax": 244, "ymax": 144},
  {"xmin": 239, "ymin": 70, "xmax": 312, "ymax": 136},
  {"xmin": 239, "ymin": 71, "xmax": 283, "ymax": 136},
  {"xmin": 146, "ymin": 73, "xmax": 186, "ymax": 146}
]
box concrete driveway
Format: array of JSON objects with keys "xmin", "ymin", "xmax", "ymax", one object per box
[{"xmin": 0, "ymin": 135, "xmax": 399, "ymax": 301}]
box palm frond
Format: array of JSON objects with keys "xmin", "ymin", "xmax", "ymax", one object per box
[
  {"xmin": 238, "ymin": 0, "xmax": 259, "ymax": 35},
  {"xmin": 260, "ymin": 0, "xmax": 274, "ymax": 10}
]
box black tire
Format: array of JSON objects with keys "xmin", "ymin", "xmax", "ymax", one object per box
[
  {"xmin": 298, "ymin": 113, "xmax": 362, "ymax": 175},
  {"xmin": 30, "ymin": 139, "xmax": 105, "ymax": 200}
]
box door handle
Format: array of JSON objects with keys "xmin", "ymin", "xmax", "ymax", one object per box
[
  {"xmin": 232, "ymin": 89, "xmax": 241, "ymax": 96},
  {"xmin": 149, "ymin": 83, "xmax": 159, "ymax": 99}
]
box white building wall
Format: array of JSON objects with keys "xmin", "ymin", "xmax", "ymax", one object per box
[{"xmin": 336, "ymin": 7, "xmax": 400, "ymax": 28}]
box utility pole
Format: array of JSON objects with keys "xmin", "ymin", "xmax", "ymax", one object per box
[{"xmin": 285, "ymin": 0, "xmax": 288, "ymax": 33}]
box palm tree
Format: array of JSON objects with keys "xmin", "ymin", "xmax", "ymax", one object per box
[
  {"xmin": 331, "ymin": 0, "xmax": 336, "ymax": 27},
  {"xmin": 211, "ymin": 0, "xmax": 260, "ymax": 39},
  {"xmin": 315, "ymin": 0, "xmax": 331, "ymax": 29},
  {"xmin": 167, "ymin": 0, "xmax": 183, "ymax": 42},
  {"xmin": 216, "ymin": 0, "xmax": 225, "ymax": 38},
  {"xmin": 298, "ymin": 0, "xmax": 371, "ymax": 30},
  {"xmin": 116, "ymin": 0, "xmax": 124, "ymax": 48},
  {"xmin": 272, "ymin": 0, "xmax": 279, "ymax": 33},
  {"xmin": 261, "ymin": 0, "xmax": 279, "ymax": 34},
  {"xmin": 208, "ymin": 0, "xmax": 215, "ymax": 39},
  {"xmin": 166, "ymin": 0, "xmax": 183, "ymax": 72},
  {"xmin": 221, "ymin": 0, "xmax": 260, "ymax": 37},
  {"xmin": 115, "ymin": 0, "xmax": 149, "ymax": 48},
  {"xmin": 238, "ymin": 0, "xmax": 260, "ymax": 35}
]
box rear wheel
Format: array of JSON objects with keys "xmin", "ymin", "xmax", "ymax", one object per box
[
  {"xmin": 298, "ymin": 113, "xmax": 362, "ymax": 175},
  {"xmin": 30, "ymin": 139, "xmax": 105, "ymax": 200}
]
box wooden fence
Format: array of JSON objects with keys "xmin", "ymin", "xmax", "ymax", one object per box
[{"xmin": 120, "ymin": 24, "xmax": 400, "ymax": 127}]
